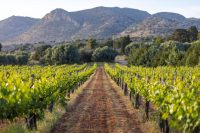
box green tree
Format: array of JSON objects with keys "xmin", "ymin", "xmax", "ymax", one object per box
[
  {"xmin": 166, "ymin": 47, "xmax": 184, "ymax": 66},
  {"xmin": 198, "ymin": 33, "xmax": 200, "ymax": 40},
  {"xmin": 127, "ymin": 45, "xmax": 155, "ymax": 66},
  {"xmin": 79, "ymin": 48, "xmax": 93, "ymax": 62},
  {"xmin": 31, "ymin": 45, "xmax": 52, "ymax": 61},
  {"xmin": 171, "ymin": 29, "xmax": 190, "ymax": 43},
  {"xmin": 92, "ymin": 46, "xmax": 118, "ymax": 62},
  {"xmin": 0, "ymin": 54, "xmax": 16, "ymax": 65},
  {"xmin": 100, "ymin": 38, "xmax": 113, "ymax": 48},
  {"xmin": 125, "ymin": 42, "xmax": 140, "ymax": 55},
  {"xmin": 87, "ymin": 38, "xmax": 98, "ymax": 49},
  {"xmin": 171, "ymin": 26, "xmax": 198, "ymax": 43},
  {"xmin": 43, "ymin": 48, "xmax": 53, "ymax": 65},
  {"xmin": 74, "ymin": 39, "xmax": 86, "ymax": 48},
  {"xmin": 64, "ymin": 45, "xmax": 80, "ymax": 63},
  {"xmin": 114, "ymin": 36, "xmax": 131, "ymax": 54},
  {"xmin": 184, "ymin": 41, "xmax": 200, "ymax": 66},
  {"xmin": 50, "ymin": 45, "xmax": 80, "ymax": 64},
  {"xmin": 15, "ymin": 52, "xmax": 29, "ymax": 65},
  {"xmin": 188, "ymin": 26, "xmax": 198, "ymax": 42}
]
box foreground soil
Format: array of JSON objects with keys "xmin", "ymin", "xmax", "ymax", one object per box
[{"xmin": 52, "ymin": 67, "xmax": 143, "ymax": 133}]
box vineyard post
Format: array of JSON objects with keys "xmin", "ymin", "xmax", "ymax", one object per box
[
  {"xmin": 67, "ymin": 88, "xmax": 71, "ymax": 98},
  {"xmin": 134, "ymin": 74, "xmax": 140, "ymax": 109},
  {"xmin": 26, "ymin": 73, "xmax": 37, "ymax": 130},
  {"xmin": 116, "ymin": 70, "xmax": 119, "ymax": 85},
  {"xmin": 48, "ymin": 101, "xmax": 54, "ymax": 113},
  {"xmin": 26, "ymin": 113, "xmax": 37, "ymax": 130},
  {"xmin": 129, "ymin": 77, "xmax": 133, "ymax": 101},
  {"xmin": 124, "ymin": 83, "xmax": 128, "ymax": 96},
  {"xmin": 145, "ymin": 76, "xmax": 150, "ymax": 120},
  {"xmin": 121, "ymin": 77, "xmax": 124, "ymax": 90}
]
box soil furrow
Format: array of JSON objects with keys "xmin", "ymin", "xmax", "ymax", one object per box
[{"xmin": 52, "ymin": 67, "xmax": 142, "ymax": 133}]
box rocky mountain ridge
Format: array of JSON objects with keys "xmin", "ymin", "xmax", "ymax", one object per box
[{"xmin": 0, "ymin": 7, "xmax": 199, "ymax": 45}]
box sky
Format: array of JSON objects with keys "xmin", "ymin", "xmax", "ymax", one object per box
[{"xmin": 0, "ymin": 0, "xmax": 200, "ymax": 20}]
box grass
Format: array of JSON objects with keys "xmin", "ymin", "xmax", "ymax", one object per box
[
  {"xmin": 1, "ymin": 124, "xmax": 25, "ymax": 133},
  {"xmin": 30, "ymin": 104, "xmax": 65, "ymax": 133},
  {"xmin": 1, "ymin": 104, "xmax": 65, "ymax": 133}
]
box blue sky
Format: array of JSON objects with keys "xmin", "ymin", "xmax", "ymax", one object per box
[{"xmin": 1, "ymin": 0, "xmax": 200, "ymax": 20}]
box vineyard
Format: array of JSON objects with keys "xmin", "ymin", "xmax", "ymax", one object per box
[
  {"xmin": 0, "ymin": 63, "xmax": 199, "ymax": 133},
  {"xmin": 105, "ymin": 64, "xmax": 200, "ymax": 133},
  {"xmin": 0, "ymin": 64, "xmax": 97, "ymax": 130}
]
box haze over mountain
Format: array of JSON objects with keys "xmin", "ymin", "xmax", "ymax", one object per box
[{"xmin": 0, "ymin": 7, "xmax": 200, "ymax": 45}]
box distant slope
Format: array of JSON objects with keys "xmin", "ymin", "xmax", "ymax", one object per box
[
  {"xmin": 0, "ymin": 16, "xmax": 39, "ymax": 42},
  {"xmin": 122, "ymin": 12, "xmax": 200, "ymax": 38},
  {"xmin": 3, "ymin": 7, "xmax": 150, "ymax": 45}
]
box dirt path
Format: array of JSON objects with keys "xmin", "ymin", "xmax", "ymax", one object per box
[{"xmin": 52, "ymin": 67, "xmax": 143, "ymax": 133}]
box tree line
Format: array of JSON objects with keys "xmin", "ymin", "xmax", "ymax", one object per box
[
  {"xmin": 127, "ymin": 41, "xmax": 200, "ymax": 67},
  {"xmin": 0, "ymin": 39, "xmax": 118, "ymax": 65},
  {"xmin": 127, "ymin": 26, "xmax": 200, "ymax": 67}
]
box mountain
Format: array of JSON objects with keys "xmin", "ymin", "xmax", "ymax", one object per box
[
  {"xmin": 2, "ymin": 7, "xmax": 150, "ymax": 45},
  {"xmin": 0, "ymin": 16, "xmax": 39, "ymax": 42},
  {"xmin": 121, "ymin": 12, "xmax": 200, "ymax": 38},
  {"xmin": 1, "ymin": 7, "xmax": 200, "ymax": 45}
]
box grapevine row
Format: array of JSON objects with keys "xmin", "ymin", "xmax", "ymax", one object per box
[
  {"xmin": 105, "ymin": 63, "xmax": 200, "ymax": 133},
  {"xmin": 0, "ymin": 63, "xmax": 97, "ymax": 129}
]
